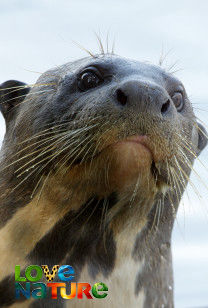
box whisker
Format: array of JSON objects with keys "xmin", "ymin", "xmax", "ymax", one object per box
[
  {"xmin": 17, "ymin": 125, "xmax": 97, "ymax": 177},
  {"xmin": 111, "ymin": 36, "xmax": 116, "ymax": 55},
  {"xmin": 0, "ymin": 83, "xmax": 56, "ymax": 98},
  {"xmin": 174, "ymin": 157, "xmax": 202, "ymax": 198},
  {"xmin": 71, "ymin": 40, "xmax": 96, "ymax": 58},
  {"xmin": 196, "ymin": 117, "xmax": 208, "ymax": 132},
  {"xmin": 178, "ymin": 149, "xmax": 208, "ymax": 193},
  {"xmin": 94, "ymin": 32, "xmax": 105, "ymax": 54},
  {"xmin": 36, "ymin": 122, "xmax": 101, "ymax": 176},
  {"xmin": 52, "ymin": 134, "xmax": 94, "ymax": 175},
  {"xmin": 30, "ymin": 173, "xmax": 44, "ymax": 199},
  {"xmin": 1, "ymin": 89, "xmax": 54, "ymax": 105},
  {"xmin": 194, "ymin": 122, "xmax": 208, "ymax": 139},
  {"xmin": 18, "ymin": 114, "xmax": 105, "ymax": 145},
  {"xmin": 34, "ymin": 171, "xmax": 51, "ymax": 207}
]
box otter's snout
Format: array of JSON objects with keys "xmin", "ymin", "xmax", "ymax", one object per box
[{"xmin": 115, "ymin": 80, "xmax": 172, "ymax": 118}]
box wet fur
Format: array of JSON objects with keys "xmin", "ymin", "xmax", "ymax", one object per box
[{"xmin": 0, "ymin": 54, "xmax": 207, "ymax": 308}]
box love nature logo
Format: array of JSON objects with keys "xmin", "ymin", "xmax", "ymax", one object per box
[{"xmin": 15, "ymin": 265, "xmax": 108, "ymax": 300}]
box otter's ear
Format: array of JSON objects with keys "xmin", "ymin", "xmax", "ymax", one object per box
[
  {"xmin": 0, "ymin": 80, "xmax": 30, "ymax": 120},
  {"xmin": 196, "ymin": 122, "xmax": 208, "ymax": 155}
]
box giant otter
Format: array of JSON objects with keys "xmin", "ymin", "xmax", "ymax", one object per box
[{"xmin": 0, "ymin": 54, "xmax": 207, "ymax": 308}]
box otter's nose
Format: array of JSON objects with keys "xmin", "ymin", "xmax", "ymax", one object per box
[{"xmin": 115, "ymin": 80, "xmax": 172, "ymax": 117}]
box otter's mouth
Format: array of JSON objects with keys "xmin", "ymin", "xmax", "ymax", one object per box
[
  {"xmin": 116, "ymin": 135, "xmax": 151, "ymax": 151},
  {"xmin": 69, "ymin": 133, "xmax": 169, "ymax": 189}
]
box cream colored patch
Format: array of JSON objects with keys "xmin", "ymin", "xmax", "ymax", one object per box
[
  {"xmin": 0, "ymin": 171, "xmax": 92, "ymax": 281},
  {"xmin": 64, "ymin": 222, "xmax": 146, "ymax": 308},
  {"xmin": 0, "ymin": 192, "xmax": 71, "ymax": 280},
  {"xmin": 65, "ymin": 259, "xmax": 145, "ymax": 308}
]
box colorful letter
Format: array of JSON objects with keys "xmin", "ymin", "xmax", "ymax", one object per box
[
  {"xmin": 47, "ymin": 283, "xmax": 65, "ymax": 299},
  {"xmin": 15, "ymin": 282, "xmax": 30, "ymax": 299},
  {"xmin": 77, "ymin": 283, "xmax": 93, "ymax": 299},
  {"xmin": 92, "ymin": 282, "xmax": 108, "ymax": 298},
  {"xmin": 25, "ymin": 265, "xmax": 43, "ymax": 282},
  {"xmin": 15, "ymin": 265, "xmax": 26, "ymax": 282},
  {"xmin": 58, "ymin": 265, "xmax": 74, "ymax": 282},
  {"xmin": 32, "ymin": 283, "xmax": 47, "ymax": 299},
  {"xmin": 60, "ymin": 282, "xmax": 76, "ymax": 299},
  {"xmin": 41, "ymin": 265, "xmax": 59, "ymax": 282}
]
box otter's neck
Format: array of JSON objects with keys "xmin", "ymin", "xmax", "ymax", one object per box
[
  {"xmin": 0, "ymin": 168, "xmax": 156, "ymax": 275},
  {"xmin": 0, "ymin": 170, "xmax": 177, "ymax": 308}
]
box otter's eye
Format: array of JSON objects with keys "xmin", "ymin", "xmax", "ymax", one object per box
[
  {"xmin": 78, "ymin": 68, "xmax": 102, "ymax": 91},
  {"xmin": 172, "ymin": 92, "xmax": 184, "ymax": 112}
]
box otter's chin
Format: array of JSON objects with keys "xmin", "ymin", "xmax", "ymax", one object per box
[{"xmin": 104, "ymin": 140, "xmax": 153, "ymax": 190}]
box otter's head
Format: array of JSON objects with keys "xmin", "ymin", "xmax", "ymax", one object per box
[{"xmin": 0, "ymin": 55, "xmax": 207, "ymax": 227}]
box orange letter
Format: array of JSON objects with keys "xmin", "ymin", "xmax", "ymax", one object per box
[
  {"xmin": 60, "ymin": 282, "xmax": 76, "ymax": 299},
  {"xmin": 77, "ymin": 283, "xmax": 93, "ymax": 299},
  {"xmin": 47, "ymin": 283, "xmax": 65, "ymax": 299}
]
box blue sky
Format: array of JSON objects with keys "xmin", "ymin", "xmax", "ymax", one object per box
[{"xmin": 0, "ymin": 1, "xmax": 208, "ymax": 306}]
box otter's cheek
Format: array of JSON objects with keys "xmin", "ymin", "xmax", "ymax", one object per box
[{"xmin": 106, "ymin": 142, "xmax": 153, "ymax": 189}]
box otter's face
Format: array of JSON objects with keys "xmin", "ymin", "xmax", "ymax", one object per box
[{"xmin": 0, "ymin": 55, "xmax": 207, "ymax": 201}]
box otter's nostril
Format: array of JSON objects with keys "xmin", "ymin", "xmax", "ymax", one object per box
[
  {"xmin": 116, "ymin": 89, "xmax": 127, "ymax": 106},
  {"xmin": 161, "ymin": 99, "xmax": 170, "ymax": 114}
]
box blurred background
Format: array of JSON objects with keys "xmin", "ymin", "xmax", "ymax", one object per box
[{"xmin": 0, "ymin": 1, "xmax": 207, "ymax": 307}]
